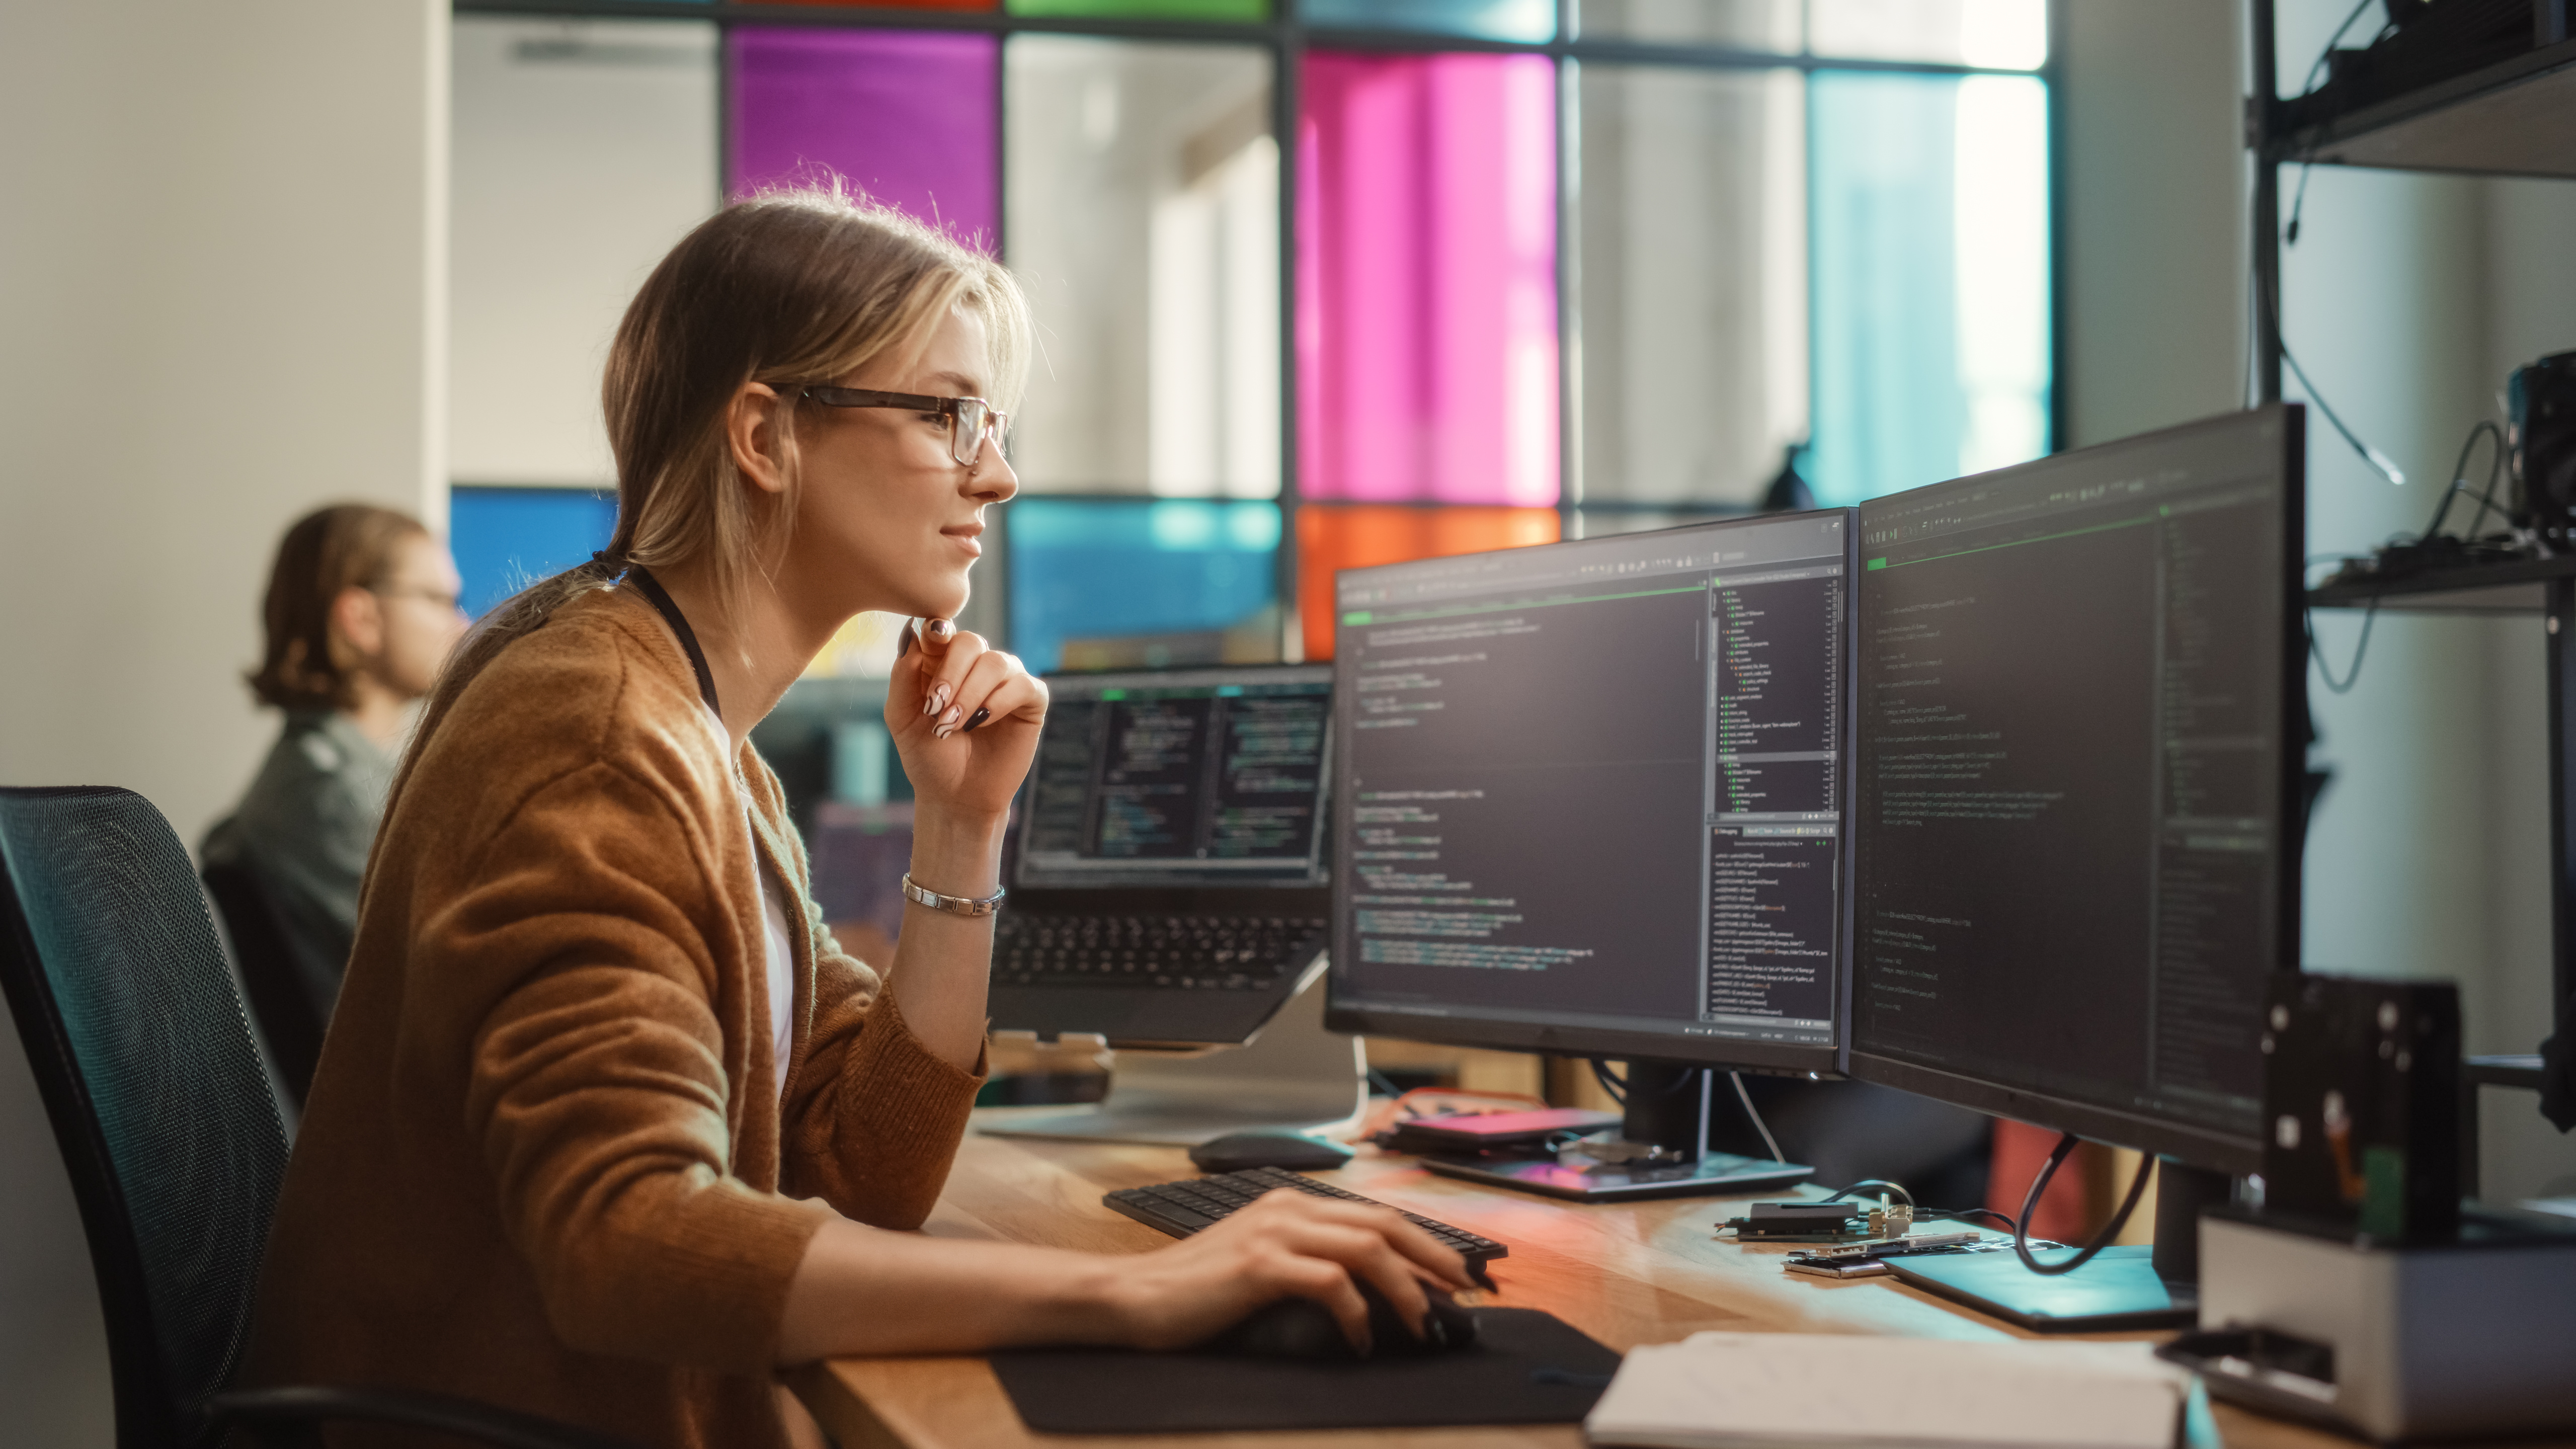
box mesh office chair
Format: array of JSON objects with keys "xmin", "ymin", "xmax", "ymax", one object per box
[
  {"xmin": 0, "ymin": 786, "xmax": 637, "ymax": 1449},
  {"xmin": 197, "ymin": 854, "xmax": 327, "ymax": 1110}
]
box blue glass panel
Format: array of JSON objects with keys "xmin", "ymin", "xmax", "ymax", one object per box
[
  {"xmin": 1807, "ymin": 71, "xmax": 2051, "ymax": 505},
  {"xmin": 1005, "ymin": 498, "xmax": 1280, "ymax": 673},
  {"xmin": 449, "ymin": 486, "xmax": 617, "ymax": 618},
  {"xmin": 1300, "ymin": 0, "xmax": 1556, "ymax": 44}
]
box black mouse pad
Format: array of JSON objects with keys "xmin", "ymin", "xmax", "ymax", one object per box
[{"xmin": 989, "ymin": 1308, "xmax": 1620, "ymax": 1435}]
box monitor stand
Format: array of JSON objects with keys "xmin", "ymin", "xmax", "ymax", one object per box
[
  {"xmin": 1422, "ymin": 1064, "xmax": 1815, "ymax": 1202},
  {"xmin": 1882, "ymin": 1160, "xmax": 2227, "ymax": 1332},
  {"xmin": 977, "ymin": 971, "xmax": 1366, "ymax": 1148}
]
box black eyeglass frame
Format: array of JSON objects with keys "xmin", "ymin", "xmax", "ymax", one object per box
[{"xmin": 800, "ymin": 385, "xmax": 1008, "ymax": 467}]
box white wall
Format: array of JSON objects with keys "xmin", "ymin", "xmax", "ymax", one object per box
[{"xmin": 0, "ymin": 3, "xmax": 446, "ymax": 1440}]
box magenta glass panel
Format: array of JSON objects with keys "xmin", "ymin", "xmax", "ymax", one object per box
[
  {"xmin": 1296, "ymin": 51, "xmax": 1559, "ymax": 505},
  {"xmin": 728, "ymin": 29, "xmax": 999, "ymax": 251}
]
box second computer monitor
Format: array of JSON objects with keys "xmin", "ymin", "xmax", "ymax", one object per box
[
  {"xmin": 1847, "ymin": 405, "xmax": 2302, "ymax": 1176},
  {"xmin": 1325, "ymin": 511, "xmax": 1855, "ymax": 1075}
]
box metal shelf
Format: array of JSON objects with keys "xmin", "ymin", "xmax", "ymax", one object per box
[
  {"xmin": 2272, "ymin": 34, "xmax": 2576, "ymax": 179},
  {"xmin": 2307, "ymin": 554, "xmax": 2576, "ymax": 614}
]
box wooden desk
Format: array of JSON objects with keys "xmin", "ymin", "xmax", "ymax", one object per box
[{"xmin": 792, "ymin": 1118, "xmax": 2353, "ymax": 1449}]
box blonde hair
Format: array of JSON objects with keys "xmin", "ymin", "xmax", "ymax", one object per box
[{"xmin": 402, "ymin": 185, "xmax": 1030, "ymax": 769}]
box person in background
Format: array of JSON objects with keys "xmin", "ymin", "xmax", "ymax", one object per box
[{"xmin": 203, "ymin": 504, "xmax": 468, "ymax": 1019}]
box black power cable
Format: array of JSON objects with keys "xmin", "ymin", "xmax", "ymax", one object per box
[
  {"xmin": 2307, "ymin": 597, "xmax": 2379, "ymax": 695},
  {"xmin": 2011, "ymin": 1133, "xmax": 2156, "ymax": 1276}
]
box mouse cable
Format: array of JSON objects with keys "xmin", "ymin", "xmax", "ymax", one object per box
[
  {"xmin": 1818, "ymin": 1178, "xmax": 1914, "ymax": 1208},
  {"xmin": 2010, "ymin": 1133, "xmax": 2155, "ymax": 1276},
  {"xmin": 1729, "ymin": 1071, "xmax": 1785, "ymax": 1163}
]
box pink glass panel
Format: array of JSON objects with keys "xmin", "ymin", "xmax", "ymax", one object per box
[
  {"xmin": 1297, "ymin": 51, "xmax": 1559, "ymax": 505},
  {"xmin": 728, "ymin": 29, "xmax": 999, "ymax": 251}
]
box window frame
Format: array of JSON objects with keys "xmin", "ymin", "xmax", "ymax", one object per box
[{"xmin": 452, "ymin": 0, "xmax": 2066, "ymax": 657}]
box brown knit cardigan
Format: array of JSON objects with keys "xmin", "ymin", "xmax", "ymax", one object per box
[{"xmin": 245, "ymin": 584, "xmax": 986, "ymax": 1449}]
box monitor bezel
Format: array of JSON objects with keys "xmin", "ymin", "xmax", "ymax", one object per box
[
  {"xmin": 1841, "ymin": 404, "xmax": 2305, "ymax": 1179},
  {"xmin": 1321, "ymin": 510, "xmax": 1860, "ymax": 1078}
]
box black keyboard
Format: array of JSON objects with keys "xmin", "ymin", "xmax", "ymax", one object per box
[
  {"xmin": 1104, "ymin": 1166, "xmax": 1508, "ymax": 1270},
  {"xmin": 994, "ymin": 914, "xmax": 1326, "ymax": 992}
]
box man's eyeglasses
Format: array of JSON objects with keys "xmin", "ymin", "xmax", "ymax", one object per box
[
  {"xmin": 372, "ymin": 584, "xmax": 462, "ymax": 614},
  {"xmin": 801, "ymin": 386, "xmax": 1008, "ymax": 467}
]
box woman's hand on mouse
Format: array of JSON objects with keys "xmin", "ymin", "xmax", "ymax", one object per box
[
  {"xmin": 887, "ymin": 617, "xmax": 1046, "ymax": 824},
  {"xmin": 1098, "ymin": 1190, "xmax": 1476, "ymax": 1354}
]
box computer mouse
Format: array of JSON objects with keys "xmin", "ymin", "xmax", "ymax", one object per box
[
  {"xmin": 1214, "ymin": 1279, "xmax": 1478, "ymax": 1361},
  {"xmin": 1188, "ymin": 1131, "xmax": 1353, "ymax": 1174}
]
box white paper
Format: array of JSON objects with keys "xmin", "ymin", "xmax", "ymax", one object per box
[{"xmin": 1585, "ymin": 1332, "xmax": 2185, "ymax": 1449}]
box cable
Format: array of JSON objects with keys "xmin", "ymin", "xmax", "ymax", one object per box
[
  {"xmin": 1589, "ymin": 1059, "xmax": 1626, "ymax": 1106},
  {"xmin": 2011, "ymin": 1134, "xmax": 2157, "ymax": 1276},
  {"xmin": 1365, "ymin": 1068, "xmax": 1404, "ymax": 1100},
  {"xmin": 2282, "ymin": 0, "xmax": 2385, "ymax": 246},
  {"xmin": 1923, "ymin": 1205, "xmax": 2022, "ymax": 1233},
  {"xmin": 2282, "ymin": 342, "xmax": 2406, "ymax": 487},
  {"xmin": 1730, "ymin": 1071, "xmax": 1785, "ymax": 1164},
  {"xmin": 1818, "ymin": 1179, "xmax": 1914, "ymax": 1209},
  {"xmin": 2422, "ymin": 419, "xmax": 2510, "ymax": 542},
  {"xmin": 2307, "ymin": 597, "xmax": 2378, "ymax": 694}
]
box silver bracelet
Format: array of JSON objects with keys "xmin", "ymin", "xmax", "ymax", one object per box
[{"xmin": 901, "ymin": 873, "xmax": 1006, "ymax": 918}]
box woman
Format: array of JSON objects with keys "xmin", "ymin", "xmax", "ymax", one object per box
[
  {"xmin": 205, "ymin": 504, "xmax": 467, "ymax": 1019},
  {"xmin": 246, "ymin": 191, "xmax": 1468, "ymax": 1449}
]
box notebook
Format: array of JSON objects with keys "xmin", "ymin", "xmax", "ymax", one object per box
[{"xmin": 1584, "ymin": 1332, "xmax": 2188, "ymax": 1449}]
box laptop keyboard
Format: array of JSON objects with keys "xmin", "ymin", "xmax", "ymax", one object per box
[{"xmin": 994, "ymin": 914, "xmax": 1327, "ymax": 992}]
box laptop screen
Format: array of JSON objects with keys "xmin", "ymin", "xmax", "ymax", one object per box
[{"xmin": 1013, "ymin": 665, "xmax": 1333, "ymax": 891}]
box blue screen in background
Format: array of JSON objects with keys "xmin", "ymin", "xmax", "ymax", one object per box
[
  {"xmin": 449, "ymin": 486, "xmax": 617, "ymax": 618},
  {"xmin": 1004, "ymin": 498, "xmax": 1279, "ymax": 673}
]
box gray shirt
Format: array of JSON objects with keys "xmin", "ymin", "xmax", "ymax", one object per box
[{"xmin": 203, "ymin": 710, "xmax": 394, "ymax": 1020}]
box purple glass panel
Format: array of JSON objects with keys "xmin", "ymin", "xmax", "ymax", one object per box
[
  {"xmin": 729, "ymin": 29, "xmax": 999, "ymax": 252},
  {"xmin": 1297, "ymin": 52, "xmax": 1559, "ymax": 505}
]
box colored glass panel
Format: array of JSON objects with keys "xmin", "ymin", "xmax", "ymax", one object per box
[
  {"xmin": 449, "ymin": 487, "xmax": 618, "ymax": 619},
  {"xmin": 1005, "ymin": 37, "xmax": 1278, "ymax": 498},
  {"xmin": 1005, "ymin": 498, "xmax": 1281, "ymax": 672},
  {"xmin": 1807, "ymin": 70, "xmax": 2049, "ymax": 504},
  {"xmin": 1298, "ymin": 51, "xmax": 1560, "ymax": 506},
  {"xmin": 1578, "ymin": 63, "xmax": 1806, "ymax": 505},
  {"xmin": 1010, "ymin": 0, "xmax": 1265, "ymax": 17},
  {"xmin": 727, "ymin": 29, "xmax": 999, "ymax": 250},
  {"xmin": 1296, "ymin": 504, "xmax": 1559, "ymax": 660},
  {"xmin": 1301, "ymin": 0, "xmax": 1556, "ymax": 43},
  {"xmin": 1808, "ymin": 0, "xmax": 2048, "ymax": 69}
]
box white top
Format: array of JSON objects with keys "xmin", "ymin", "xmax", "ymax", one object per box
[{"xmin": 696, "ymin": 703, "xmax": 795, "ymax": 1103}]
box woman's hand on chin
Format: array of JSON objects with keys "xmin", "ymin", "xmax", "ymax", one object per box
[{"xmin": 888, "ymin": 617, "xmax": 1047, "ymax": 824}]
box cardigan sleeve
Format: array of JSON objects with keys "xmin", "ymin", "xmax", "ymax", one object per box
[
  {"xmin": 427, "ymin": 761, "xmax": 831, "ymax": 1377},
  {"xmin": 776, "ymin": 842, "xmax": 988, "ymax": 1225}
]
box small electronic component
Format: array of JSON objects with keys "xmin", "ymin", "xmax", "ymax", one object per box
[
  {"xmin": 1798, "ymin": 1229, "xmax": 1982, "ymax": 1261},
  {"xmin": 1784, "ymin": 1257, "xmax": 1892, "ymax": 1280},
  {"xmin": 1722, "ymin": 1201, "xmax": 1863, "ymax": 1241}
]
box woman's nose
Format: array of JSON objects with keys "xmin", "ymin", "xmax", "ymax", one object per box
[{"xmin": 971, "ymin": 435, "xmax": 1017, "ymax": 503}]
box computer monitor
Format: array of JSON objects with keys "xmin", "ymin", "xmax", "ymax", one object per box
[
  {"xmin": 1325, "ymin": 510, "xmax": 1856, "ymax": 1197},
  {"xmin": 1847, "ymin": 405, "xmax": 2302, "ymax": 1326}
]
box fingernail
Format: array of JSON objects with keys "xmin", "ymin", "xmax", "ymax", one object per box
[
  {"xmin": 927, "ymin": 617, "xmax": 955, "ymax": 641},
  {"xmin": 961, "ymin": 707, "xmax": 991, "ymax": 734},
  {"xmin": 933, "ymin": 723, "xmax": 953, "ymax": 740},
  {"xmin": 939, "ymin": 705, "xmax": 961, "ymax": 729},
  {"xmin": 896, "ymin": 624, "xmax": 915, "ymax": 660}
]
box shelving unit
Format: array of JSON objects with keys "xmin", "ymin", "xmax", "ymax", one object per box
[{"xmin": 2256, "ymin": 0, "xmax": 2575, "ymax": 1156}]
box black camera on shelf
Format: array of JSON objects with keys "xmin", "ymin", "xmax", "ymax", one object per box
[{"xmin": 2511, "ymin": 350, "xmax": 2576, "ymax": 545}]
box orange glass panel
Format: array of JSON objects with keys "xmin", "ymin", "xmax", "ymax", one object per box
[{"xmin": 1296, "ymin": 504, "xmax": 1559, "ymax": 660}]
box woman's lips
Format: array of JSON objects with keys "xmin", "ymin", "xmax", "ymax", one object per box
[{"xmin": 943, "ymin": 526, "xmax": 983, "ymax": 557}]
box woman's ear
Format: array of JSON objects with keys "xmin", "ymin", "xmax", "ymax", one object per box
[
  {"xmin": 330, "ymin": 585, "xmax": 385, "ymax": 667},
  {"xmin": 725, "ymin": 382, "xmax": 793, "ymax": 498}
]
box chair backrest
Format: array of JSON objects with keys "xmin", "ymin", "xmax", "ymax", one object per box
[
  {"xmin": 200, "ymin": 855, "xmax": 325, "ymax": 1109},
  {"xmin": 0, "ymin": 787, "xmax": 291, "ymax": 1449}
]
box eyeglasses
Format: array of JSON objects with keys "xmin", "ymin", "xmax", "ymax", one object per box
[
  {"xmin": 801, "ymin": 386, "xmax": 1009, "ymax": 467},
  {"xmin": 372, "ymin": 584, "xmax": 462, "ymax": 613}
]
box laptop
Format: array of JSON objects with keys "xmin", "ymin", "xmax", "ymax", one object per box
[{"xmin": 988, "ymin": 664, "xmax": 1334, "ymax": 1049}]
